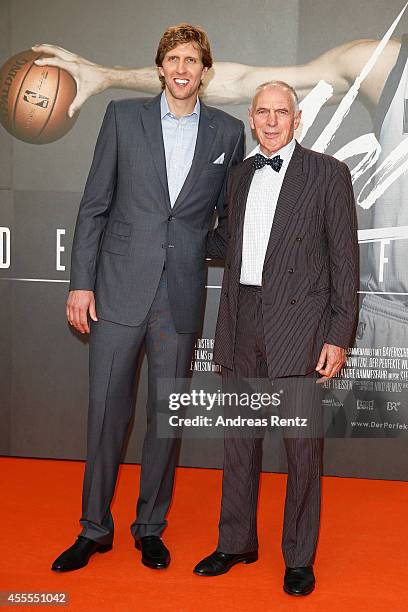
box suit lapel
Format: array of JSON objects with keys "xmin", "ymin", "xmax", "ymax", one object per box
[
  {"xmin": 140, "ymin": 95, "xmax": 171, "ymax": 209},
  {"xmin": 232, "ymin": 159, "xmax": 256, "ymax": 269},
  {"xmin": 172, "ymin": 101, "xmax": 217, "ymax": 211},
  {"xmin": 263, "ymin": 142, "xmax": 306, "ymax": 266}
]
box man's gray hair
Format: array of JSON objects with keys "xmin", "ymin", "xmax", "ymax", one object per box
[{"xmin": 252, "ymin": 80, "xmax": 299, "ymax": 111}]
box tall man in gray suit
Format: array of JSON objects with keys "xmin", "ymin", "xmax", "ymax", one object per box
[
  {"xmin": 51, "ymin": 23, "xmax": 244, "ymax": 573},
  {"xmin": 195, "ymin": 82, "xmax": 359, "ymax": 595}
]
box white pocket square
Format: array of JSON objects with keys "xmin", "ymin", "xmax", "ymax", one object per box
[{"xmin": 212, "ymin": 153, "xmax": 225, "ymax": 164}]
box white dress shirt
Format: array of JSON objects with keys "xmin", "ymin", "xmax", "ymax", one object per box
[{"xmin": 240, "ymin": 138, "xmax": 296, "ymax": 286}]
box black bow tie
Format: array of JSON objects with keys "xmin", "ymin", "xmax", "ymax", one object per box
[{"xmin": 253, "ymin": 153, "xmax": 283, "ymax": 172}]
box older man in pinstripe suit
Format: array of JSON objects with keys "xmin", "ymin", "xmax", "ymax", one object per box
[{"xmin": 195, "ymin": 81, "xmax": 359, "ymax": 595}]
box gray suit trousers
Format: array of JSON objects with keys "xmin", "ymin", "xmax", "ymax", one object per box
[
  {"xmin": 217, "ymin": 284, "xmax": 323, "ymax": 567},
  {"xmin": 79, "ymin": 270, "xmax": 196, "ymax": 545}
]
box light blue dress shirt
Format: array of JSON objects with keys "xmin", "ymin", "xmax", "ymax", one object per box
[{"xmin": 160, "ymin": 91, "xmax": 200, "ymax": 207}]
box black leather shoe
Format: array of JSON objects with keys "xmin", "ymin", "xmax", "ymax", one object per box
[
  {"xmin": 51, "ymin": 536, "xmax": 112, "ymax": 572},
  {"xmin": 283, "ymin": 566, "xmax": 315, "ymax": 596},
  {"xmin": 135, "ymin": 536, "xmax": 170, "ymax": 569},
  {"xmin": 193, "ymin": 550, "xmax": 258, "ymax": 576}
]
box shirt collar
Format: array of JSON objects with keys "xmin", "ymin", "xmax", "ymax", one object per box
[
  {"xmin": 160, "ymin": 91, "xmax": 200, "ymax": 120},
  {"xmin": 245, "ymin": 138, "xmax": 296, "ymax": 162}
]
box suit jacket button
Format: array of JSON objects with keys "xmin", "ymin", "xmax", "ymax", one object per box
[
  {"xmin": 168, "ymin": 215, "xmax": 174, "ymax": 221},
  {"xmin": 288, "ymin": 268, "xmax": 294, "ymax": 273},
  {"xmin": 296, "ymin": 236, "xmax": 302, "ymax": 242},
  {"xmin": 290, "ymin": 298, "xmax": 296, "ymax": 305},
  {"xmin": 224, "ymin": 291, "xmax": 229, "ymax": 297}
]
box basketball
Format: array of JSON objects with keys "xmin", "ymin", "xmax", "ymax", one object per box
[{"xmin": 0, "ymin": 49, "xmax": 78, "ymax": 144}]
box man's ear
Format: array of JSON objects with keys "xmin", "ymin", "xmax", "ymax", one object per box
[{"xmin": 294, "ymin": 109, "xmax": 302, "ymax": 130}]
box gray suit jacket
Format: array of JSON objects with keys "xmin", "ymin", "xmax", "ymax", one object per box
[
  {"xmin": 70, "ymin": 94, "xmax": 245, "ymax": 332},
  {"xmin": 207, "ymin": 142, "xmax": 359, "ymax": 378}
]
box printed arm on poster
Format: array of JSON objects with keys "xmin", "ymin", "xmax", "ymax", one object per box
[{"xmin": 32, "ymin": 36, "xmax": 400, "ymax": 117}]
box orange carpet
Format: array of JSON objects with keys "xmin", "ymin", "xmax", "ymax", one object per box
[{"xmin": 1, "ymin": 457, "xmax": 408, "ymax": 611}]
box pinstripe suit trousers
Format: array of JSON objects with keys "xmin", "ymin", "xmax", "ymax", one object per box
[{"xmin": 217, "ymin": 284, "xmax": 324, "ymax": 567}]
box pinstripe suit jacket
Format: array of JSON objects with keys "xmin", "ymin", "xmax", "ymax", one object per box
[{"xmin": 207, "ymin": 142, "xmax": 359, "ymax": 378}]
